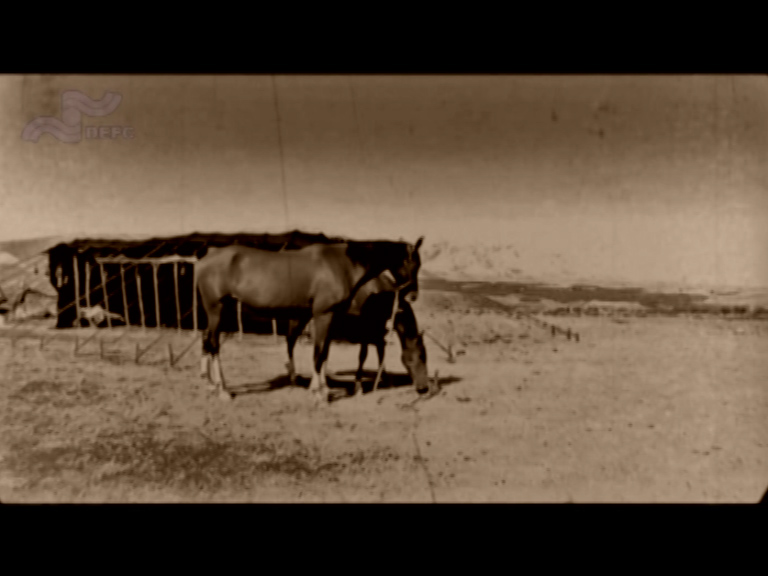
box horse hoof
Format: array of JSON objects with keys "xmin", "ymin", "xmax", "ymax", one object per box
[{"xmin": 217, "ymin": 390, "xmax": 233, "ymax": 402}]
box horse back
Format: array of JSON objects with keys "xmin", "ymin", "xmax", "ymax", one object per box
[{"xmin": 197, "ymin": 243, "xmax": 358, "ymax": 311}]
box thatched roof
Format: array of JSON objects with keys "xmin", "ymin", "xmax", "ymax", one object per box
[
  {"xmin": 583, "ymin": 299, "xmax": 647, "ymax": 310},
  {"xmin": 46, "ymin": 229, "xmax": 350, "ymax": 261}
]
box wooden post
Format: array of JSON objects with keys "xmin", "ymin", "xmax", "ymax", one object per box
[
  {"xmin": 136, "ymin": 266, "xmax": 146, "ymax": 331},
  {"xmin": 120, "ymin": 264, "xmax": 130, "ymax": 328},
  {"xmin": 192, "ymin": 262, "xmax": 198, "ymax": 333},
  {"xmin": 85, "ymin": 261, "xmax": 92, "ymax": 310},
  {"xmin": 173, "ymin": 261, "xmax": 181, "ymax": 332},
  {"xmin": 237, "ymin": 299, "xmax": 243, "ymax": 341},
  {"xmin": 152, "ymin": 263, "xmax": 160, "ymax": 329},
  {"xmin": 99, "ymin": 263, "xmax": 112, "ymax": 329},
  {"xmin": 72, "ymin": 255, "xmax": 82, "ymax": 329}
]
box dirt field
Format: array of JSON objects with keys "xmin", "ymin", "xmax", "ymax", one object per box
[{"xmin": 1, "ymin": 291, "xmax": 767, "ymax": 502}]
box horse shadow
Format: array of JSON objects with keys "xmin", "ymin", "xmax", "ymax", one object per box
[{"xmin": 225, "ymin": 370, "xmax": 462, "ymax": 401}]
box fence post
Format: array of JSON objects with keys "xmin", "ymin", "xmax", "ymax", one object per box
[
  {"xmin": 173, "ymin": 261, "xmax": 181, "ymax": 333},
  {"xmin": 73, "ymin": 255, "xmax": 82, "ymax": 329},
  {"xmin": 120, "ymin": 264, "xmax": 130, "ymax": 328},
  {"xmin": 136, "ymin": 266, "xmax": 146, "ymax": 331},
  {"xmin": 192, "ymin": 262, "xmax": 198, "ymax": 334},
  {"xmin": 99, "ymin": 262, "xmax": 112, "ymax": 329},
  {"xmin": 237, "ymin": 299, "xmax": 243, "ymax": 341},
  {"xmin": 85, "ymin": 261, "xmax": 92, "ymax": 310},
  {"xmin": 152, "ymin": 262, "xmax": 160, "ymax": 329}
]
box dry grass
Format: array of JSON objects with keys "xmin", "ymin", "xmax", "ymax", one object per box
[{"xmin": 1, "ymin": 291, "xmax": 766, "ymax": 503}]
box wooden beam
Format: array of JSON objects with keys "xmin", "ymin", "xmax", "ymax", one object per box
[
  {"xmin": 72, "ymin": 255, "xmax": 82, "ymax": 329},
  {"xmin": 120, "ymin": 264, "xmax": 130, "ymax": 327},
  {"xmin": 99, "ymin": 263, "xmax": 112, "ymax": 329},
  {"xmin": 152, "ymin": 262, "xmax": 160, "ymax": 329},
  {"xmin": 135, "ymin": 266, "xmax": 146, "ymax": 331},
  {"xmin": 94, "ymin": 255, "xmax": 199, "ymax": 265},
  {"xmin": 173, "ymin": 261, "xmax": 181, "ymax": 332}
]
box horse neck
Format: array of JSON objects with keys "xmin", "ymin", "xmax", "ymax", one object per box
[
  {"xmin": 346, "ymin": 242, "xmax": 405, "ymax": 298},
  {"xmin": 348, "ymin": 242, "xmax": 402, "ymax": 277},
  {"xmin": 394, "ymin": 302, "xmax": 419, "ymax": 343}
]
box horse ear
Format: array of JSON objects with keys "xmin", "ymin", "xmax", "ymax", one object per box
[{"xmin": 414, "ymin": 236, "xmax": 424, "ymax": 250}]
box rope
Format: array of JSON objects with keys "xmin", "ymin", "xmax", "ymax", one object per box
[
  {"xmin": 271, "ymin": 75, "xmax": 290, "ymax": 230},
  {"xmin": 372, "ymin": 288, "xmax": 401, "ymax": 392}
]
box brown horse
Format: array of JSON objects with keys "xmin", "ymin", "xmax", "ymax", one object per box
[
  {"xmin": 196, "ymin": 237, "xmax": 424, "ymax": 402},
  {"xmin": 285, "ymin": 272, "xmax": 436, "ymax": 396}
]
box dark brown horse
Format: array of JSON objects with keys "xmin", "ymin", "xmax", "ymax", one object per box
[
  {"xmin": 196, "ymin": 238, "xmax": 424, "ymax": 402},
  {"xmin": 285, "ymin": 272, "xmax": 436, "ymax": 396}
]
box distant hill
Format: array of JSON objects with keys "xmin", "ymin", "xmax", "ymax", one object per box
[
  {"xmin": 0, "ymin": 235, "xmax": 67, "ymax": 261},
  {"xmin": 421, "ymin": 240, "xmax": 604, "ymax": 287},
  {"xmin": 0, "ymin": 251, "xmax": 19, "ymax": 266}
]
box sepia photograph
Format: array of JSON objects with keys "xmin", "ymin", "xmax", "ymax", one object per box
[{"xmin": 0, "ymin": 74, "xmax": 766, "ymax": 503}]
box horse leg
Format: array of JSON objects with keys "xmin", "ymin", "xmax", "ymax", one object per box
[
  {"xmin": 309, "ymin": 312, "xmax": 334, "ymax": 403},
  {"xmin": 199, "ymin": 324, "xmax": 211, "ymax": 381},
  {"xmin": 203, "ymin": 301, "xmax": 231, "ymax": 401},
  {"xmin": 286, "ymin": 316, "xmax": 310, "ymax": 385},
  {"xmin": 355, "ymin": 344, "xmax": 369, "ymax": 396},
  {"xmin": 199, "ymin": 347, "xmax": 210, "ymax": 381},
  {"xmin": 200, "ymin": 326, "xmax": 214, "ymax": 388}
]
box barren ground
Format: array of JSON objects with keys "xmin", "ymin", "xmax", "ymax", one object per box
[{"xmin": 1, "ymin": 290, "xmax": 767, "ymax": 502}]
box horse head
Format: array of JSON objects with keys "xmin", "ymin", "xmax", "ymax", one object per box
[{"xmin": 391, "ymin": 236, "xmax": 423, "ymax": 303}]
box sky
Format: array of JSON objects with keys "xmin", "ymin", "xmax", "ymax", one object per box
[{"xmin": 0, "ymin": 74, "xmax": 766, "ymax": 288}]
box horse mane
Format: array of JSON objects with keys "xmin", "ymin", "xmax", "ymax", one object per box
[{"xmin": 344, "ymin": 241, "xmax": 407, "ymax": 268}]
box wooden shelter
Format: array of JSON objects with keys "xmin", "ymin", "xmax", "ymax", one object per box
[{"xmin": 46, "ymin": 230, "xmax": 348, "ymax": 334}]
